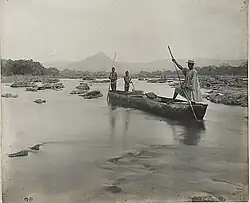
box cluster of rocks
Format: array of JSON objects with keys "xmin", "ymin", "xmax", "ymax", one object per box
[
  {"xmin": 199, "ymin": 76, "xmax": 248, "ymax": 107},
  {"xmin": 1, "ymin": 93, "xmax": 18, "ymax": 98},
  {"xmin": 22, "ymin": 82, "xmax": 65, "ymax": 91},
  {"xmin": 199, "ymin": 76, "xmax": 247, "ymax": 89},
  {"xmin": 8, "ymin": 144, "xmax": 43, "ymax": 158},
  {"xmin": 203, "ymin": 90, "xmax": 248, "ymax": 107},
  {"xmin": 10, "ymin": 78, "xmax": 64, "ymax": 91},
  {"xmin": 76, "ymin": 83, "xmax": 90, "ymax": 90},
  {"xmin": 10, "ymin": 81, "xmax": 36, "ymax": 88},
  {"xmin": 70, "ymin": 83, "xmax": 90, "ymax": 94},
  {"xmin": 10, "ymin": 78, "xmax": 61, "ymax": 88},
  {"xmin": 70, "ymin": 82, "xmax": 103, "ymax": 99},
  {"xmin": 8, "ymin": 150, "xmax": 29, "ymax": 157}
]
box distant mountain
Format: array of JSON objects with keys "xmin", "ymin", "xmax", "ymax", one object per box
[
  {"xmin": 62, "ymin": 52, "xmax": 114, "ymax": 71},
  {"xmin": 45, "ymin": 52, "xmax": 247, "ymax": 74}
]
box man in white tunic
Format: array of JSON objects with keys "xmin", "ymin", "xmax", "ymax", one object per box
[{"xmin": 171, "ymin": 59, "xmax": 202, "ymax": 103}]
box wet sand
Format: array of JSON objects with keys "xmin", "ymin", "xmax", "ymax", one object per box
[{"xmin": 2, "ymin": 79, "xmax": 248, "ymax": 202}]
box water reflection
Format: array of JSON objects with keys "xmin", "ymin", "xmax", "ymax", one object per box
[
  {"xmin": 109, "ymin": 105, "xmax": 117, "ymax": 139},
  {"xmin": 108, "ymin": 105, "xmax": 132, "ymax": 151},
  {"xmin": 108, "ymin": 102, "xmax": 206, "ymax": 146},
  {"xmin": 168, "ymin": 120, "xmax": 206, "ymax": 145},
  {"xmin": 124, "ymin": 109, "xmax": 131, "ymax": 132},
  {"xmin": 122, "ymin": 109, "xmax": 131, "ymax": 150}
]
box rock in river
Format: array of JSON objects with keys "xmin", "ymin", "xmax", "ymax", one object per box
[
  {"xmin": 8, "ymin": 150, "xmax": 29, "ymax": 157},
  {"xmin": 1, "ymin": 93, "xmax": 18, "ymax": 98},
  {"xmin": 76, "ymin": 83, "xmax": 90, "ymax": 90},
  {"xmin": 37, "ymin": 83, "xmax": 52, "ymax": 90},
  {"xmin": 30, "ymin": 144, "xmax": 43, "ymax": 151},
  {"xmin": 34, "ymin": 99, "xmax": 46, "ymax": 104},
  {"xmin": 51, "ymin": 82, "xmax": 65, "ymax": 89},
  {"xmin": 26, "ymin": 87, "xmax": 38, "ymax": 92},
  {"xmin": 70, "ymin": 89, "xmax": 88, "ymax": 95},
  {"xmin": 10, "ymin": 81, "xmax": 35, "ymax": 88},
  {"xmin": 79, "ymin": 90, "xmax": 103, "ymax": 99}
]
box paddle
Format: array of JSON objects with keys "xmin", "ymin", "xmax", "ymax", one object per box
[
  {"xmin": 107, "ymin": 52, "xmax": 117, "ymax": 101},
  {"xmin": 168, "ymin": 46, "xmax": 199, "ymax": 121}
]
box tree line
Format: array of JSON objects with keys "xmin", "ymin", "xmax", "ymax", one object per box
[
  {"xmin": 1, "ymin": 59, "xmax": 60, "ymax": 76},
  {"xmin": 1, "ymin": 59, "xmax": 247, "ymax": 77},
  {"xmin": 135, "ymin": 62, "xmax": 247, "ymax": 78}
]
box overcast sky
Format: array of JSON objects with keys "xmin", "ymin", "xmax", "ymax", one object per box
[{"xmin": 1, "ymin": 0, "xmax": 248, "ymax": 62}]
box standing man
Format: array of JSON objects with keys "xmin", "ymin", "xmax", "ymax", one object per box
[
  {"xmin": 123, "ymin": 71, "xmax": 132, "ymax": 92},
  {"xmin": 109, "ymin": 67, "xmax": 118, "ymax": 92},
  {"xmin": 171, "ymin": 59, "xmax": 202, "ymax": 103}
]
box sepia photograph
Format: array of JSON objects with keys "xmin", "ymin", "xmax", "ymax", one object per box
[{"xmin": 1, "ymin": 0, "xmax": 249, "ymax": 202}]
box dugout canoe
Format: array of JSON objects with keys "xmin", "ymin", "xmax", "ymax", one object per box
[{"xmin": 107, "ymin": 91, "xmax": 208, "ymax": 121}]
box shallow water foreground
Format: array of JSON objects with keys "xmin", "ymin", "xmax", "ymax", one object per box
[{"xmin": 2, "ymin": 79, "xmax": 248, "ymax": 202}]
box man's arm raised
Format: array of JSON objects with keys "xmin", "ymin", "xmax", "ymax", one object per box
[{"xmin": 172, "ymin": 59, "xmax": 183, "ymax": 70}]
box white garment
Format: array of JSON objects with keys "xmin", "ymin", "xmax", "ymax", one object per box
[
  {"xmin": 189, "ymin": 68, "xmax": 202, "ymax": 102},
  {"xmin": 177, "ymin": 68, "xmax": 202, "ymax": 102}
]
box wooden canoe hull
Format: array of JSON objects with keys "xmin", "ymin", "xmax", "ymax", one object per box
[{"xmin": 108, "ymin": 91, "xmax": 208, "ymax": 120}]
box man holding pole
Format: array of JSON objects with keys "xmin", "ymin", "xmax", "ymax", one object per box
[
  {"xmin": 171, "ymin": 59, "xmax": 202, "ymax": 103},
  {"xmin": 123, "ymin": 71, "xmax": 132, "ymax": 92},
  {"xmin": 109, "ymin": 67, "xmax": 118, "ymax": 92}
]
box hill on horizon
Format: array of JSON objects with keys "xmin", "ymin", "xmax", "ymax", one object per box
[{"xmin": 43, "ymin": 52, "xmax": 247, "ymax": 74}]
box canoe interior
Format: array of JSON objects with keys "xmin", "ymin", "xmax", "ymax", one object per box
[
  {"xmin": 108, "ymin": 90, "xmax": 208, "ymax": 120},
  {"xmin": 111, "ymin": 90, "xmax": 207, "ymax": 106}
]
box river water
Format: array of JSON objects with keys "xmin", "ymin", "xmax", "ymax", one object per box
[{"xmin": 1, "ymin": 79, "xmax": 248, "ymax": 202}]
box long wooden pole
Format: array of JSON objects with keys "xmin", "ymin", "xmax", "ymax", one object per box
[
  {"xmin": 167, "ymin": 46, "xmax": 199, "ymax": 121},
  {"xmin": 168, "ymin": 46, "xmax": 181, "ymax": 83}
]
